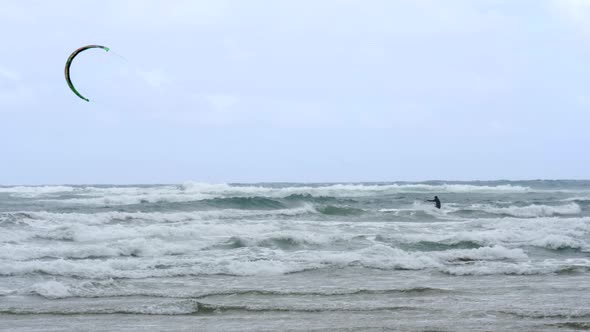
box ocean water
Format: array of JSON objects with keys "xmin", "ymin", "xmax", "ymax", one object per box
[{"xmin": 0, "ymin": 181, "xmax": 589, "ymax": 331}]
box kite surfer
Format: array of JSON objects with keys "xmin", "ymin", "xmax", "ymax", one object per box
[{"xmin": 427, "ymin": 196, "xmax": 441, "ymax": 209}]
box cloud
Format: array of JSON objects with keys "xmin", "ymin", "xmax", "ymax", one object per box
[
  {"xmin": 0, "ymin": 66, "xmax": 32, "ymax": 108},
  {"xmin": 135, "ymin": 68, "xmax": 170, "ymax": 88},
  {"xmin": 0, "ymin": 86, "xmax": 34, "ymax": 108},
  {"xmin": 0, "ymin": 2, "xmax": 35, "ymax": 23},
  {"xmin": 0, "ymin": 67, "xmax": 21, "ymax": 81},
  {"xmin": 204, "ymin": 93, "xmax": 239, "ymax": 112},
  {"xmin": 550, "ymin": 0, "xmax": 590, "ymax": 29},
  {"xmin": 109, "ymin": 0, "xmax": 231, "ymax": 27}
]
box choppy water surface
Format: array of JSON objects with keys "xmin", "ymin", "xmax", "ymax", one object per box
[{"xmin": 1, "ymin": 181, "xmax": 589, "ymax": 331}]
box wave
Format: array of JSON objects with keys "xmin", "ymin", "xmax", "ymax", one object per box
[
  {"xmin": 4, "ymin": 302, "xmax": 589, "ymax": 316},
  {"xmin": 284, "ymin": 193, "xmax": 353, "ymax": 203},
  {"xmin": 210, "ymin": 234, "xmax": 327, "ymax": 250},
  {"xmin": 0, "ymin": 185, "xmax": 76, "ymax": 197},
  {"xmin": 41, "ymin": 192, "xmax": 216, "ymax": 206},
  {"xmin": 204, "ymin": 196, "xmax": 287, "ymax": 209},
  {"xmin": 207, "ymin": 231, "xmax": 370, "ymax": 251},
  {"xmin": 27, "ymin": 280, "xmax": 72, "ymax": 299},
  {"xmin": 316, "ymin": 205, "xmax": 365, "ymax": 216},
  {"xmin": 180, "ymin": 181, "xmax": 534, "ymax": 195},
  {"xmin": 3, "ymin": 212, "xmax": 589, "ymax": 262},
  {"xmin": 25, "ymin": 182, "xmax": 537, "ymax": 206},
  {"xmin": 378, "ymin": 202, "xmax": 457, "ymax": 221},
  {"xmin": 474, "ymin": 203, "xmax": 581, "ymax": 218},
  {"xmin": 1, "ymin": 229, "xmax": 364, "ymax": 261},
  {"xmin": 22, "ymin": 279, "xmax": 450, "ymax": 300},
  {"xmin": 561, "ymin": 196, "xmax": 590, "ymax": 202},
  {"xmin": 391, "ymin": 239, "xmax": 484, "ymax": 251},
  {"xmin": 1, "ymin": 204, "xmax": 317, "ymax": 226},
  {"xmin": 1, "ymin": 254, "xmax": 587, "ymax": 280},
  {"xmin": 378, "ymin": 202, "xmax": 583, "ymax": 220},
  {"xmin": 5, "ymin": 181, "xmax": 590, "ymax": 206},
  {"xmin": 0, "ymin": 202, "xmax": 363, "ymax": 231},
  {"xmin": 0, "ymin": 300, "xmax": 420, "ymax": 315},
  {"xmin": 548, "ymin": 322, "xmax": 590, "ymax": 329},
  {"xmin": 499, "ymin": 310, "xmax": 590, "ymax": 319},
  {"xmin": 1, "ymin": 244, "xmax": 562, "ymax": 279},
  {"xmin": 158, "ymin": 286, "xmax": 451, "ymax": 298},
  {"xmin": 441, "ymin": 258, "xmax": 590, "ymax": 276},
  {"xmin": 376, "ymin": 216, "xmax": 590, "ymax": 252},
  {"xmin": 39, "ymin": 193, "xmax": 350, "ymax": 209}
]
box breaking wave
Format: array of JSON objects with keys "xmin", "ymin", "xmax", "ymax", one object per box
[
  {"xmin": 14, "ymin": 182, "xmax": 538, "ymax": 206},
  {"xmin": 3, "ymin": 244, "xmax": 584, "ymax": 279},
  {"xmin": 474, "ymin": 203, "xmax": 581, "ymax": 218},
  {"xmin": 22, "ymin": 279, "xmax": 451, "ymax": 300}
]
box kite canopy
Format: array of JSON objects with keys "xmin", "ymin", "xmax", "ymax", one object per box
[{"xmin": 64, "ymin": 45, "xmax": 110, "ymax": 102}]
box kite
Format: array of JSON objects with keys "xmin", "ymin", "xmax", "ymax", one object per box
[{"xmin": 64, "ymin": 45, "xmax": 110, "ymax": 102}]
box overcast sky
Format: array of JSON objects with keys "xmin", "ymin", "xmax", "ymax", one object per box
[{"xmin": 1, "ymin": 0, "xmax": 589, "ymax": 184}]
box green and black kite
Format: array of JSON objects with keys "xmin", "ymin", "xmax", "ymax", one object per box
[{"xmin": 64, "ymin": 45, "xmax": 110, "ymax": 102}]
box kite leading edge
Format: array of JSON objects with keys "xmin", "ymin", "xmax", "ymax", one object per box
[{"xmin": 64, "ymin": 45, "xmax": 110, "ymax": 102}]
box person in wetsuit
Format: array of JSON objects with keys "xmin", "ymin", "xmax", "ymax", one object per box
[{"xmin": 427, "ymin": 196, "xmax": 441, "ymax": 209}]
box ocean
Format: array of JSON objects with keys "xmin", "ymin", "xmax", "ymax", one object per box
[{"xmin": 0, "ymin": 181, "xmax": 589, "ymax": 331}]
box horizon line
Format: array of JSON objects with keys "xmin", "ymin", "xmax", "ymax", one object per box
[{"xmin": 1, "ymin": 178, "xmax": 590, "ymax": 187}]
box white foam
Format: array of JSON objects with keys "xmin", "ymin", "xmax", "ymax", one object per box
[
  {"xmin": 3, "ymin": 209, "xmax": 589, "ymax": 262},
  {"xmin": 0, "ymin": 236, "xmax": 210, "ymax": 261},
  {"xmin": 432, "ymin": 245, "xmax": 528, "ymax": 262},
  {"xmin": 530, "ymin": 234, "xmax": 586, "ymax": 250},
  {"xmin": 44, "ymin": 192, "xmax": 217, "ymax": 206},
  {"xmin": 442, "ymin": 258, "xmax": 590, "ymax": 276},
  {"xmin": 0, "ymin": 299, "xmax": 201, "ymax": 315},
  {"xmin": 373, "ymin": 215, "xmax": 590, "ymax": 252},
  {"xmin": 562, "ymin": 196, "xmax": 590, "ymax": 202},
  {"xmin": 379, "ymin": 201, "xmax": 581, "ymax": 219},
  {"xmin": 34, "ymin": 182, "xmax": 536, "ymax": 206},
  {"xmin": 0, "ymin": 243, "xmax": 546, "ymax": 279},
  {"xmin": 0, "ymin": 253, "xmax": 323, "ymax": 279},
  {"xmin": 28, "ymin": 280, "xmax": 72, "ymax": 299},
  {"xmin": 380, "ymin": 200, "xmax": 566, "ymax": 221},
  {"xmin": 0, "ymin": 212, "xmax": 328, "ymax": 261},
  {"xmin": 179, "ymin": 182, "xmax": 235, "ymax": 192},
  {"xmin": 479, "ymin": 203, "xmax": 581, "ymax": 218},
  {"xmin": 0, "ymin": 288, "xmax": 16, "ymax": 296},
  {"xmin": 10, "ymin": 204, "xmax": 316, "ymax": 226},
  {"xmin": 0, "ymin": 185, "xmax": 76, "ymax": 197},
  {"xmin": 181, "ymin": 182, "xmax": 533, "ymax": 195}
]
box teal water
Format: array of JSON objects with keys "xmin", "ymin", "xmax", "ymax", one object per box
[{"xmin": 0, "ymin": 181, "xmax": 589, "ymax": 331}]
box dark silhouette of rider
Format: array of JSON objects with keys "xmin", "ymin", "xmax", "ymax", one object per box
[{"xmin": 427, "ymin": 196, "xmax": 441, "ymax": 209}]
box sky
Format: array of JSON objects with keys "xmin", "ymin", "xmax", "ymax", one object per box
[{"xmin": 1, "ymin": 0, "xmax": 590, "ymax": 184}]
